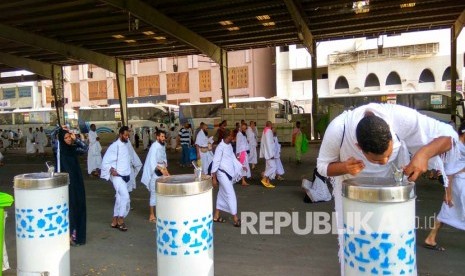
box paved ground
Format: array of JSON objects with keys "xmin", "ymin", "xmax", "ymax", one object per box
[{"xmin": 0, "ymin": 143, "xmax": 464, "ymax": 276}]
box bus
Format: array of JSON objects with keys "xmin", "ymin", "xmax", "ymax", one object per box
[
  {"xmin": 316, "ymin": 91, "xmax": 465, "ymax": 137},
  {"xmin": 0, "ymin": 107, "xmax": 78, "ymax": 135},
  {"xmin": 78, "ymin": 103, "xmax": 179, "ymax": 134},
  {"xmin": 179, "ymin": 97, "xmax": 299, "ymax": 129}
]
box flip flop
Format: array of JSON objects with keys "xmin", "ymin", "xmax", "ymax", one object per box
[
  {"xmin": 110, "ymin": 223, "xmax": 118, "ymax": 229},
  {"xmin": 149, "ymin": 217, "xmax": 157, "ymax": 223},
  {"xmin": 261, "ymin": 179, "xmax": 275, "ymax": 188},
  {"xmin": 233, "ymin": 220, "xmax": 241, "ymax": 227},
  {"xmin": 213, "ymin": 217, "xmax": 226, "ymax": 223},
  {"xmin": 117, "ymin": 223, "xmax": 128, "ymax": 232},
  {"xmin": 424, "ymin": 243, "xmax": 445, "ymax": 251}
]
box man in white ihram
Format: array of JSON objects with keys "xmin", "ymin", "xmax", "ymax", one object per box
[
  {"xmin": 35, "ymin": 127, "xmax": 48, "ymax": 157},
  {"xmin": 246, "ymin": 121, "xmax": 258, "ymax": 170},
  {"xmin": 101, "ymin": 126, "xmax": 142, "ymax": 231},
  {"xmin": 195, "ymin": 122, "xmax": 213, "ymax": 174},
  {"xmin": 141, "ymin": 129, "xmax": 170, "ymax": 223},
  {"xmin": 87, "ymin": 124, "xmax": 102, "ymax": 176},
  {"xmin": 25, "ymin": 127, "xmax": 35, "ymax": 155},
  {"xmin": 259, "ymin": 121, "xmax": 276, "ymax": 188}
]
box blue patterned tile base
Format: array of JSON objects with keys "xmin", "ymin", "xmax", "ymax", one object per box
[
  {"xmin": 156, "ymin": 214, "xmax": 213, "ymax": 256},
  {"xmin": 15, "ymin": 203, "xmax": 69, "ymax": 239},
  {"xmin": 344, "ymin": 224, "xmax": 416, "ymax": 275}
]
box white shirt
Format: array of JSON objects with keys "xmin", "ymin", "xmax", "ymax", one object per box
[
  {"xmin": 246, "ymin": 127, "xmax": 257, "ymax": 147},
  {"xmin": 141, "ymin": 141, "xmax": 167, "ymax": 189},
  {"xmin": 101, "ymin": 139, "xmax": 132, "ymax": 179},
  {"xmin": 195, "ymin": 130, "xmax": 209, "ymax": 147},
  {"xmin": 236, "ymin": 131, "xmax": 249, "ymax": 154},
  {"xmin": 259, "ymin": 128, "xmax": 275, "ymax": 160},
  {"xmin": 211, "ymin": 140, "xmax": 243, "ymax": 182}
]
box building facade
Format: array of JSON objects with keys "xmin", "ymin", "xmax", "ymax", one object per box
[{"xmin": 276, "ymin": 29, "xmax": 465, "ymax": 113}]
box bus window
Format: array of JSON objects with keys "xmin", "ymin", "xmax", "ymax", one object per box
[{"xmin": 0, "ymin": 113, "xmax": 12, "ymax": 125}]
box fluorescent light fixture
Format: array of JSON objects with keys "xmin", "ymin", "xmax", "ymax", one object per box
[
  {"xmin": 227, "ymin": 26, "xmax": 240, "ymax": 31},
  {"xmin": 219, "ymin": 20, "xmax": 233, "ymax": 26},
  {"xmin": 256, "ymin": 15, "xmax": 271, "ymax": 21},
  {"xmin": 262, "ymin": 22, "xmax": 275, "ymax": 27},
  {"xmin": 124, "ymin": 39, "xmax": 136, "ymax": 43},
  {"xmin": 353, "ymin": 0, "xmax": 370, "ymax": 14},
  {"xmin": 154, "ymin": 36, "xmax": 166, "ymax": 40},
  {"xmin": 400, "ymin": 2, "xmax": 416, "ymax": 8},
  {"xmin": 143, "ymin": 31, "xmax": 155, "ymax": 35},
  {"xmin": 112, "ymin": 34, "xmax": 125, "ymax": 39}
]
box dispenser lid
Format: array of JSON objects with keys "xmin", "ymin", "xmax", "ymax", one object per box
[
  {"xmin": 342, "ymin": 177, "xmax": 415, "ymax": 203},
  {"xmin": 156, "ymin": 174, "xmax": 212, "ymax": 196},
  {"xmin": 14, "ymin": 173, "xmax": 69, "ymax": 190}
]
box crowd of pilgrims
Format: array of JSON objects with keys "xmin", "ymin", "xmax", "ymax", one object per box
[{"xmin": 52, "ymin": 118, "xmax": 302, "ymax": 246}]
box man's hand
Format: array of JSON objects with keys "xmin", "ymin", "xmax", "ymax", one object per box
[
  {"xmin": 403, "ymin": 152, "xmax": 429, "ymax": 182},
  {"xmin": 345, "ymin": 157, "xmax": 365, "ymax": 176},
  {"xmin": 212, "ymin": 175, "xmax": 218, "ymax": 188},
  {"xmin": 110, "ymin": 167, "xmax": 118, "ymax": 176}
]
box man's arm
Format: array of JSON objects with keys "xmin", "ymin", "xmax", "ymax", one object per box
[{"xmin": 404, "ymin": 136, "xmax": 453, "ymax": 181}]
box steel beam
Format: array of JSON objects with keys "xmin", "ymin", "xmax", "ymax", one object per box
[
  {"xmin": 454, "ymin": 8, "xmax": 465, "ymax": 39},
  {"xmin": 52, "ymin": 65, "xmax": 65, "ymax": 126},
  {"xmin": 115, "ymin": 59, "xmax": 128, "ymax": 127},
  {"xmin": 0, "ymin": 52, "xmax": 53, "ymax": 79},
  {"xmin": 283, "ymin": 0, "xmax": 314, "ymax": 55},
  {"xmin": 220, "ymin": 49, "xmax": 229, "ymax": 109},
  {"xmin": 311, "ymin": 39, "xmax": 318, "ymax": 139},
  {"xmin": 101, "ymin": 0, "xmax": 223, "ymax": 64},
  {"xmin": 0, "ymin": 23, "xmax": 117, "ymax": 73}
]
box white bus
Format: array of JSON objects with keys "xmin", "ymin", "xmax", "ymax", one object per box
[
  {"xmin": 0, "ymin": 107, "xmax": 78, "ymax": 135},
  {"xmin": 179, "ymin": 97, "xmax": 299, "ymax": 129},
  {"xmin": 78, "ymin": 103, "xmax": 179, "ymax": 134}
]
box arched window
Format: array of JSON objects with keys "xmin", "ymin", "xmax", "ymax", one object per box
[
  {"xmin": 441, "ymin": 67, "xmax": 459, "ymax": 81},
  {"xmin": 364, "ymin": 73, "xmax": 380, "ymax": 87},
  {"xmin": 419, "ymin": 69, "xmax": 435, "ymax": 83},
  {"xmin": 385, "ymin": 72, "xmax": 401, "ymax": 85},
  {"xmin": 335, "ymin": 76, "xmax": 349, "ymax": 89}
]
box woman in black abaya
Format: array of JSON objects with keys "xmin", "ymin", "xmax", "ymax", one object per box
[{"xmin": 58, "ymin": 127, "xmax": 88, "ymax": 246}]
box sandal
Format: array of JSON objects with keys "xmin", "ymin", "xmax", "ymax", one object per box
[
  {"xmin": 424, "ymin": 243, "xmax": 445, "ymax": 251},
  {"xmin": 110, "ymin": 223, "xmax": 118, "ymax": 229},
  {"xmin": 233, "ymin": 220, "xmax": 241, "ymax": 228},
  {"xmin": 213, "ymin": 217, "xmax": 226, "ymax": 223},
  {"xmin": 117, "ymin": 223, "xmax": 128, "ymax": 232}
]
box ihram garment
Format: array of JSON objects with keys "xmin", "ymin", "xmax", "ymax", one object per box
[
  {"xmin": 246, "ymin": 126, "xmax": 258, "ymax": 165},
  {"xmin": 273, "ymin": 136, "xmax": 284, "ymax": 176},
  {"xmin": 195, "ymin": 130, "xmax": 213, "ymax": 174},
  {"xmin": 211, "ymin": 140, "xmax": 243, "ymax": 215},
  {"xmin": 25, "ymin": 131, "xmax": 35, "ymax": 154},
  {"xmin": 141, "ymin": 141, "xmax": 167, "ymax": 206},
  {"xmin": 260, "ymin": 127, "xmax": 276, "ymax": 180},
  {"xmin": 236, "ymin": 130, "xmax": 251, "ymax": 178},
  {"xmin": 316, "ymin": 103, "xmax": 459, "ymax": 275},
  {"xmin": 437, "ymin": 141, "xmax": 465, "ymax": 230},
  {"xmin": 87, "ymin": 130, "xmax": 102, "ymax": 174},
  {"xmin": 101, "ymin": 139, "xmax": 142, "ymax": 218},
  {"xmin": 35, "ymin": 131, "xmax": 47, "ymax": 153}
]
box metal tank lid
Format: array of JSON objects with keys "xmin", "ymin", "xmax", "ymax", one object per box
[
  {"xmin": 156, "ymin": 174, "xmax": 212, "ymax": 196},
  {"xmin": 342, "ymin": 177, "xmax": 415, "ymax": 203},
  {"xmin": 14, "ymin": 172, "xmax": 69, "ymax": 190}
]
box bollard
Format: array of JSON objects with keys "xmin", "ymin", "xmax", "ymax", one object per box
[
  {"xmin": 0, "ymin": 192, "xmax": 13, "ymax": 275},
  {"xmin": 14, "ymin": 172, "xmax": 70, "ymax": 276},
  {"xmin": 156, "ymin": 174, "xmax": 213, "ymax": 276},
  {"xmin": 342, "ymin": 177, "xmax": 416, "ymax": 276}
]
